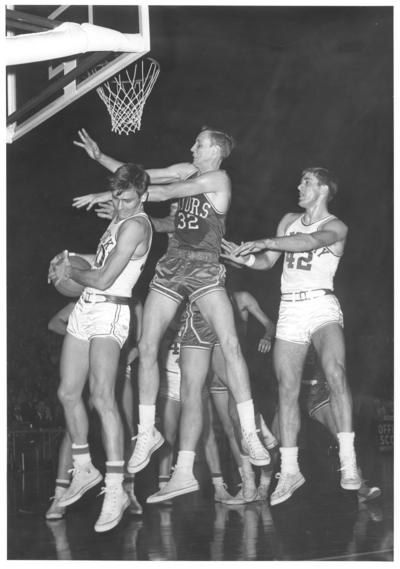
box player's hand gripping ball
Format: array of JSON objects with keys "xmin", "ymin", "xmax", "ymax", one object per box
[{"xmin": 49, "ymin": 251, "xmax": 90, "ymax": 298}]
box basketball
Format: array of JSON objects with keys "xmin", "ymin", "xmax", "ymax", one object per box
[{"xmin": 52, "ymin": 255, "xmax": 91, "ymax": 298}]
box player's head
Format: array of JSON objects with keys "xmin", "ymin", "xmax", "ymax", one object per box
[
  {"xmin": 109, "ymin": 163, "xmax": 150, "ymax": 197},
  {"xmin": 200, "ymin": 126, "xmax": 235, "ymax": 159},
  {"xmin": 301, "ymin": 167, "xmax": 338, "ymax": 202},
  {"xmin": 109, "ymin": 163, "xmax": 149, "ymax": 218}
]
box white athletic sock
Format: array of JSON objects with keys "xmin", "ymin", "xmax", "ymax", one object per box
[
  {"xmin": 138, "ymin": 404, "xmax": 156, "ymax": 429},
  {"xmin": 337, "ymin": 432, "xmax": 356, "ymax": 458},
  {"xmin": 175, "ymin": 450, "xmax": 195, "ymax": 473},
  {"xmin": 280, "ymin": 447, "xmax": 300, "ymax": 475},
  {"xmin": 237, "ymin": 399, "xmax": 257, "ymax": 433},
  {"xmin": 71, "ymin": 443, "xmax": 92, "ymax": 466},
  {"xmin": 211, "ymin": 475, "xmax": 224, "ymax": 488},
  {"xmin": 105, "ymin": 461, "xmax": 124, "ymax": 486}
]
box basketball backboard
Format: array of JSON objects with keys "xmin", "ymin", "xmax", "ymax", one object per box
[{"xmin": 6, "ymin": 5, "xmax": 151, "ymax": 142}]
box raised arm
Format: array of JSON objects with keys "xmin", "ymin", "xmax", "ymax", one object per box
[{"xmin": 73, "ymin": 128, "xmax": 123, "ymax": 173}]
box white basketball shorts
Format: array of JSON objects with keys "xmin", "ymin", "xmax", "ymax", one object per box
[
  {"xmin": 67, "ymin": 297, "xmax": 130, "ymax": 348},
  {"xmin": 276, "ymin": 294, "xmax": 344, "ymax": 344}
]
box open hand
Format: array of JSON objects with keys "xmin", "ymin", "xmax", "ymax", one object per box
[
  {"xmin": 221, "ymin": 238, "xmax": 249, "ymax": 266},
  {"xmin": 233, "ymin": 239, "xmax": 268, "ymax": 255},
  {"xmin": 72, "ymin": 191, "xmax": 111, "ymax": 210},
  {"xmin": 258, "ymin": 337, "xmax": 272, "ymax": 354},
  {"xmin": 73, "ymin": 128, "xmax": 101, "ymax": 160}
]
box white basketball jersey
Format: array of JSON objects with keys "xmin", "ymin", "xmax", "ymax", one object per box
[
  {"xmin": 86, "ymin": 212, "xmax": 152, "ymax": 297},
  {"xmin": 280, "ymin": 214, "xmax": 341, "ymax": 293}
]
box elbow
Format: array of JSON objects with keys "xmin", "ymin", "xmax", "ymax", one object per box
[
  {"xmin": 95, "ymin": 281, "xmax": 109, "ymax": 291},
  {"xmin": 94, "ymin": 276, "xmax": 114, "ymax": 291}
]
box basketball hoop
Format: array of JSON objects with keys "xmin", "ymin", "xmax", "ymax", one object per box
[{"xmin": 96, "ymin": 58, "xmax": 160, "ymax": 135}]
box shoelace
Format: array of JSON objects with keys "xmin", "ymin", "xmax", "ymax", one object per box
[
  {"xmin": 131, "ymin": 430, "xmax": 151, "ymax": 458},
  {"xmin": 274, "ymin": 472, "xmax": 290, "ymax": 491},
  {"xmin": 97, "ymin": 485, "xmax": 119, "ymax": 512},
  {"xmin": 339, "ymin": 463, "xmax": 358, "ymax": 477},
  {"xmin": 244, "ymin": 429, "xmax": 266, "ymax": 450}
]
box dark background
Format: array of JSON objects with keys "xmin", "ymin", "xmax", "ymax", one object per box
[{"xmin": 7, "ymin": 6, "xmax": 393, "ymax": 420}]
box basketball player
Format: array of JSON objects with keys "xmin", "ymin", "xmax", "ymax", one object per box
[
  {"xmin": 45, "ymin": 299, "xmax": 144, "ymax": 520},
  {"xmin": 47, "ymin": 163, "xmax": 152, "ymax": 532},
  {"xmin": 222, "ymin": 167, "xmax": 361, "ymax": 505},
  {"xmin": 72, "ymin": 127, "xmax": 271, "ymax": 492},
  {"xmin": 95, "ymin": 200, "xmax": 275, "ymax": 503}
]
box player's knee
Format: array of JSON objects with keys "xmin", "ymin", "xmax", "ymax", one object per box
[
  {"xmin": 138, "ymin": 337, "xmax": 158, "ymax": 362},
  {"xmin": 278, "ymin": 380, "xmax": 300, "ymax": 403},
  {"xmin": 180, "ymin": 380, "xmax": 202, "ymax": 404},
  {"xmin": 219, "ymin": 335, "xmax": 241, "ymax": 358},
  {"xmin": 57, "ymin": 385, "xmax": 80, "ymax": 408},
  {"xmin": 90, "ymin": 386, "xmax": 115, "ymax": 413}
]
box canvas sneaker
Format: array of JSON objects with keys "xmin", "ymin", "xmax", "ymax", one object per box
[
  {"xmin": 94, "ymin": 483, "xmax": 130, "ymax": 533},
  {"xmin": 242, "ymin": 431, "xmax": 271, "ymax": 466},
  {"xmin": 127, "ymin": 426, "xmax": 165, "ymax": 474},
  {"xmin": 146, "ymin": 468, "xmax": 199, "ymax": 504},
  {"xmin": 46, "ymin": 486, "xmax": 67, "ymax": 520},
  {"xmin": 58, "ymin": 463, "xmax": 102, "ymax": 507},
  {"xmin": 214, "ymin": 483, "xmax": 235, "ymax": 503},
  {"xmin": 270, "ymin": 471, "xmax": 305, "ymax": 506},
  {"xmin": 339, "ymin": 455, "xmax": 362, "ymax": 490}
]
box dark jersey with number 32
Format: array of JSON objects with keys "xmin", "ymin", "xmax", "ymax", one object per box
[
  {"xmin": 280, "ymin": 214, "xmax": 341, "ymax": 293},
  {"xmin": 171, "ymin": 190, "xmax": 226, "ymax": 255}
]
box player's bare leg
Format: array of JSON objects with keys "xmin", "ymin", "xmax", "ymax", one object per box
[
  {"xmin": 312, "ymin": 324, "xmax": 361, "ymax": 491},
  {"xmin": 270, "ymin": 339, "xmax": 308, "ymax": 506},
  {"xmin": 46, "ymin": 432, "xmax": 73, "ymax": 520},
  {"xmin": 195, "ymin": 290, "xmax": 270, "ymax": 466},
  {"xmin": 57, "ymin": 335, "xmax": 102, "ymax": 509},
  {"xmin": 157, "ymin": 396, "xmax": 181, "ymax": 489},
  {"xmin": 202, "ymin": 397, "xmax": 235, "ymax": 502},
  {"xmin": 128, "ymin": 291, "xmax": 180, "ymax": 473},
  {"xmin": 88, "ymin": 337, "xmax": 129, "ymax": 532},
  {"xmin": 147, "ymin": 347, "xmax": 211, "ymax": 503}
]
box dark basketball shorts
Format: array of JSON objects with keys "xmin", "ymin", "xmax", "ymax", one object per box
[
  {"xmin": 300, "ymin": 380, "xmax": 331, "ymax": 417},
  {"xmin": 179, "ymin": 301, "xmax": 220, "ymax": 350},
  {"xmin": 150, "ymin": 249, "xmax": 226, "ymax": 304}
]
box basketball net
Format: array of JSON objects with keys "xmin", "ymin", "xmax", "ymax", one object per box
[{"xmin": 96, "ymin": 58, "xmax": 160, "ymax": 135}]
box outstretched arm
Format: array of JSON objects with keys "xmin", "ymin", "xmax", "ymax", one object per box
[
  {"xmin": 146, "ymin": 170, "xmax": 231, "ymax": 212},
  {"xmin": 221, "ymin": 239, "xmax": 281, "ymax": 270},
  {"xmin": 74, "ymin": 128, "xmax": 196, "ymax": 183},
  {"xmin": 235, "ymin": 217, "xmax": 347, "ymax": 255}
]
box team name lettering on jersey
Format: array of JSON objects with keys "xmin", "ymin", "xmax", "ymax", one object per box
[{"xmin": 177, "ymin": 197, "xmax": 211, "ymax": 230}]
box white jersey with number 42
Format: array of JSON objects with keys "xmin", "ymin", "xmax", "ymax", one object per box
[{"xmin": 280, "ymin": 214, "xmax": 342, "ymax": 294}]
